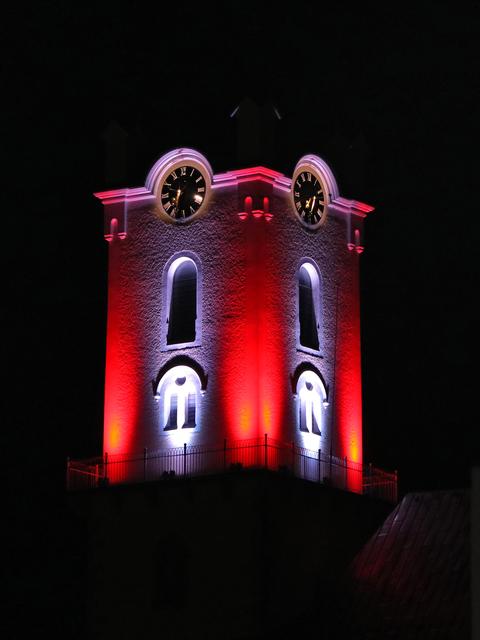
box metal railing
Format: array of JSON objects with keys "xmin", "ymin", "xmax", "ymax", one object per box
[{"xmin": 67, "ymin": 435, "xmax": 397, "ymax": 503}]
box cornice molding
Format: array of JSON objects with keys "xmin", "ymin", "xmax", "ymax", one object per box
[
  {"xmin": 331, "ymin": 197, "xmax": 375, "ymax": 218},
  {"xmin": 94, "ymin": 152, "xmax": 374, "ymax": 218},
  {"xmin": 212, "ymin": 166, "xmax": 291, "ymax": 192},
  {"xmin": 94, "ymin": 187, "xmax": 153, "ymax": 206}
]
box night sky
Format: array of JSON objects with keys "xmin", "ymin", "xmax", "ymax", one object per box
[{"xmin": 5, "ymin": 2, "xmax": 479, "ymax": 509}]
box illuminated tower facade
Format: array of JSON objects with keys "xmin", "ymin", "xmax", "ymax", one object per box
[{"xmin": 94, "ymin": 147, "xmax": 373, "ymax": 491}]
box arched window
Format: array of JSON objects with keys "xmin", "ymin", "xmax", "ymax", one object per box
[
  {"xmin": 165, "ymin": 256, "xmax": 200, "ymax": 347},
  {"xmin": 298, "ymin": 262, "xmax": 321, "ymax": 352},
  {"xmin": 156, "ymin": 365, "xmax": 201, "ymax": 432},
  {"xmin": 296, "ymin": 370, "xmax": 327, "ymax": 436}
]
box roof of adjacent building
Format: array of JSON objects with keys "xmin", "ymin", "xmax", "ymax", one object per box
[{"xmin": 342, "ymin": 490, "xmax": 470, "ymax": 639}]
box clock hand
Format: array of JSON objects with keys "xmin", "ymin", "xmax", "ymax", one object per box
[
  {"xmin": 300, "ymin": 194, "xmax": 324, "ymax": 206},
  {"xmin": 175, "ymin": 188, "xmax": 185, "ymax": 212}
]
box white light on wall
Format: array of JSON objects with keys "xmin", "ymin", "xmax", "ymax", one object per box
[
  {"xmin": 156, "ymin": 365, "xmax": 201, "ymax": 446},
  {"xmin": 296, "ymin": 370, "xmax": 328, "ymax": 450}
]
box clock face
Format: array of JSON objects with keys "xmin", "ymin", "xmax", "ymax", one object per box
[
  {"xmin": 160, "ymin": 165, "xmax": 206, "ymax": 221},
  {"xmin": 293, "ymin": 170, "xmax": 327, "ymax": 227}
]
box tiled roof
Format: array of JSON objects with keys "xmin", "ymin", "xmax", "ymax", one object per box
[{"xmin": 342, "ymin": 491, "xmax": 470, "ymax": 639}]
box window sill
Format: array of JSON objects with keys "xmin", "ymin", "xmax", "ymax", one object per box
[
  {"xmin": 296, "ymin": 345, "xmax": 324, "ymax": 358},
  {"xmin": 161, "ymin": 341, "xmax": 202, "ymax": 352}
]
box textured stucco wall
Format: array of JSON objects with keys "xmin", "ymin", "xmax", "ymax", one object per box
[{"xmin": 102, "ymin": 169, "xmax": 363, "ymax": 470}]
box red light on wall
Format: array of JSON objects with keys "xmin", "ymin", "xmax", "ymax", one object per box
[
  {"xmin": 239, "ymin": 404, "xmax": 254, "ymax": 434},
  {"xmin": 103, "ymin": 249, "xmax": 142, "ymax": 456},
  {"xmin": 219, "ymin": 209, "xmax": 285, "ymax": 441},
  {"xmin": 106, "ymin": 418, "xmax": 121, "ymax": 451},
  {"xmin": 257, "ymin": 268, "xmax": 286, "ymax": 438},
  {"xmin": 217, "ymin": 216, "xmax": 258, "ymax": 438},
  {"xmin": 349, "ymin": 439, "xmax": 360, "ymax": 463},
  {"xmin": 103, "ymin": 336, "xmax": 141, "ymax": 455},
  {"xmin": 334, "ymin": 271, "xmax": 363, "ymax": 492}
]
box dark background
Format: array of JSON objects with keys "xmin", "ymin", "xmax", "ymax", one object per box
[
  {"xmin": 4, "ymin": 3, "xmax": 478, "ymax": 631},
  {"xmin": 5, "ymin": 1, "xmax": 479, "ymax": 488}
]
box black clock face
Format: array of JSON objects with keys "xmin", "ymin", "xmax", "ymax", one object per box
[
  {"xmin": 160, "ymin": 166, "xmax": 206, "ymax": 220},
  {"xmin": 293, "ymin": 171, "xmax": 326, "ymax": 227}
]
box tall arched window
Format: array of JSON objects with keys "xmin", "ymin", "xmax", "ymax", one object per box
[
  {"xmin": 156, "ymin": 365, "xmax": 201, "ymax": 433},
  {"xmin": 296, "ymin": 370, "xmax": 327, "ymax": 437},
  {"xmin": 164, "ymin": 256, "xmax": 200, "ymax": 347},
  {"xmin": 298, "ymin": 262, "xmax": 321, "ymax": 352}
]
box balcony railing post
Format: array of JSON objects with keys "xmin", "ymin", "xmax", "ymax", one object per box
[
  {"xmin": 264, "ymin": 433, "xmax": 268, "ymax": 469},
  {"xmin": 183, "ymin": 443, "xmax": 187, "ymax": 477},
  {"xmin": 143, "ymin": 447, "xmax": 147, "ymax": 482},
  {"xmin": 318, "ymin": 449, "xmax": 321, "ymax": 483},
  {"xmin": 344, "ymin": 456, "xmax": 348, "ymax": 490},
  {"xmin": 104, "ymin": 452, "xmax": 109, "ymax": 484}
]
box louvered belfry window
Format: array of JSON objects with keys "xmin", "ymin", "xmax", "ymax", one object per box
[
  {"xmin": 299, "ymin": 266, "xmax": 319, "ymax": 350},
  {"xmin": 185, "ymin": 393, "xmax": 196, "ymax": 428},
  {"xmin": 298, "ymin": 393, "xmax": 321, "ymax": 434},
  {"xmin": 165, "ymin": 394, "xmax": 178, "ymax": 430},
  {"xmin": 167, "ymin": 261, "xmax": 197, "ymax": 345}
]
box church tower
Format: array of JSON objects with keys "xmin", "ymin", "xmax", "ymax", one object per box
[
  {"xmin": 69, "ymin": 147, "xmax": 397, "ymax": 640},
  {"xmin": 89, "ymin": 147, "xmax": 376, "ymax": 494}
]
